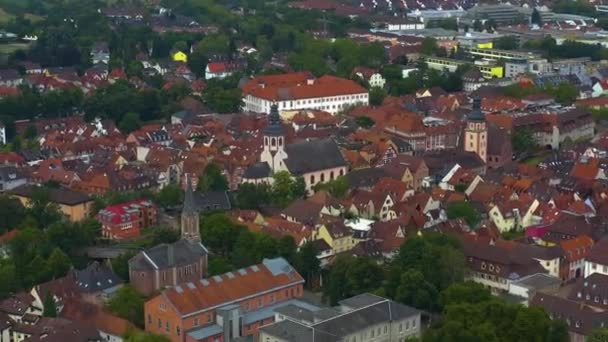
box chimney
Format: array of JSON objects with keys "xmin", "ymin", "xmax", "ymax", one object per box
[{"xmin": 306, "ymin": 76, "xmax": 315, "ymax": 86}]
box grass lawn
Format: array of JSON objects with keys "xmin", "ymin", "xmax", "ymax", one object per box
[{"xmin": 524, "ymin": 155, "xmax": 546, "ymax": 166}]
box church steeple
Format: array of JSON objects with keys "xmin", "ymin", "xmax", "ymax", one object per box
[
  {"xmin": 181, "ymin": 175, "xmax": 200, "ymax": 242},
  {"xmin": 260, "ymin": 103, "xmax": 287, "ymax": 172},
  {"xmin": 264, "ymin": 103, "xmax": 284, "ymax": 136},
  {"xmin": 464, "ymin": 96, "xmax": 487, "ymax": 162}
]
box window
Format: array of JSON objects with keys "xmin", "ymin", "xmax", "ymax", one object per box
[
  {"xmin": 166, "ymin": 321, "xmax": 170, "ymax": 332},
  {"xmin": 158, "ymin": 319, "xmax": 162, "ymax": 328},
  {"xmin": 194, "ymin": 318, "xmax": 199, "ymax": 327},
  {"xmin": 310, "ymin": 175, "xmax": 315, "ymax": 185},
  {"xmin": 412, "ymin": 319, "xmax": 416, "ymax": 328},
  {"xmin": 177, "ymin": 326, "xmax": 181, "ymax": 336},
  {"xmin": 207, "ymin": 314, "xmax": 212, "ymax": 323},
  {"xmin": 321, "ymin": 173, "xmax": 325, "ymax": 182},
  {"xmin": 147, "ymin": 315, "xmax": 151, "ymax": 325},
  {"xmin": 399, "ymin": 323, "xmax": 403, "ymax": 332},
  {"xmin": 406, "ymin": 321, "xmax": 410, "ymax": 330}
]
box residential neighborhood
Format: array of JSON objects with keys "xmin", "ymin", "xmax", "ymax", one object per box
[{"xmin": 2, "ymin": 0, "xmax": 608, "ymax": 341}]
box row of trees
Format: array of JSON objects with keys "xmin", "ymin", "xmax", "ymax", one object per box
[
  {"xmin": 199, "ymin": 212, "xmax": 320, "ymax": 286},
  {"xmin": 235, "ymin": 171, "xmax": 307, "ymax": 209},
  {"xmin": 0, "ymin": 190, "xmax": 101, "ymax": 299},
  {"xmin": 321, "ymin": 233, "xmax": 569, "ymax": 341}
]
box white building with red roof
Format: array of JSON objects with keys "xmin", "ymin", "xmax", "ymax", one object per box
[{"xmin": 242, "ymin": 72, "xmax": 369, "ymax": 115}]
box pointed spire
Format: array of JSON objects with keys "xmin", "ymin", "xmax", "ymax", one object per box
[
  {"xmin": 183, "ymin": 174, "xmax": 196, "ymax": 214},
  {"xmin": 264, "ymin": 103, "xmax": 284, "ymax": 136}
]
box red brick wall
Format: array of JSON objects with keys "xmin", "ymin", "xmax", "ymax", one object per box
[{"xmin": 146, "ymin": 283, "xmax": 303, "ymax": 342}]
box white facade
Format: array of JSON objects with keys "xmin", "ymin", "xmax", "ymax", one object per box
[
  {"xmin": 0, "ymin": 125, "xmax": 5, "ymax": 145},
  {"xmin": 584, "ymin": 260, "xmax": 608, "ymax": 278},
  {"xmin": 243, "ymin": 92, "xmax": 369, "ymax": 115}
]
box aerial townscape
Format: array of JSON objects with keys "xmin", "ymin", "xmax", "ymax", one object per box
[{"xmin": 5, "ymin": 0, "xmax": 608, "ymax": 342}]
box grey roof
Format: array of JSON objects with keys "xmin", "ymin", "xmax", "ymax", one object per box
[
  {"xmin": 262, "ymin": 296, "xmax": 421, "ymax": 341},
  {"xmin": 243, "ymin": 162, "xmax": 271, "ymax": 179},
  {"xmin": 260, "ymin": 320, "xmax": 336, "ymax": 342},
  {"xmin": 73, "ymin": 261, "xmax": 123, "ymax": 293},
  {"xmin": 9, "ymin": 185, "xmax": 91, "ymax": 205},
  {"xmin": 338, "ymin": 293, "xmax": 385, "ymax": 309},
  {"xmin": 285, "ymin": 138, "xmax": 347, "ymax": 175},
  {"xmin": 511, "ymin": 273, "xmax": 561, "ymax": 291},
  {"xmin": 129, "ymin": 240, "xmax": 207, "ymax": 271},
  {"xmin": 186, "ymin": 324, "xmax": 223, "ymax": 340},
  {"xmin": 313, "ymin": 300, "xmax": 420, "ymax": 337},
  {"xmin": 193, "ymin": 191, "xmax": 231, "ymax": 212}
]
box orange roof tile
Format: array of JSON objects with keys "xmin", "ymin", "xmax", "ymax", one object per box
[
  {"xmin": 242, "ymin": 72, "xmax": 367, "ymax": 101},
  {"xmin": 158, "ymin": 258, "xmax": 303, "ymax": 316}
]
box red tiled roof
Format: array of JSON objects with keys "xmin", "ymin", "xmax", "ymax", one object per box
[
  {"xmin": 242, "ymin": 72, "xmax": 367, "ymax": 101},
  {"xmin": 159, "ymin": 258, "xmax": 303, "ymax": 315}
]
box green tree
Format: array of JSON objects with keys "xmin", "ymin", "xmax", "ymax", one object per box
[
  {"xmin": 385, "ymin": 234, "xmax": 465, "ymax": 311},
  {"xmin": 0, "ymin": 261, "xmax": 17, "ymax": 299},
  {"xmin": 588, "ymin": 328, "xmax": 608, "ymax": 342},
  {"xmin": 197, "ymin": 163, "xmax": 229, "ymax": 192},
  {"xmin": 512, "ymin": 128, "xmax": 536, "ymax": 154},
  {"xmin": 200, "ymin": 213, "xmax": 246, "ymax": 257},
  {"xmin": 421, "ymin": 37, "xmax": 439, "ymax": 55},
  {"xmin": 446, "ymin": 201, "xmax": 481, "ymax": 227},
  {"xmin": 531, "ymin": 8, "xmax": 542, "ymax": 26},
  {"xmin": 106, "ymin": 285, "xmax": 145, "ymax": 328},
  {"xmin": 0, "ymin": 195, "xmax": 25, "ymax": 234},
  {"xmin": 395, "ymin": 269, "xmax": 438, "ymax": 311},
  {"xmin": 369, "ymin": 87, "xmax": 387, "ymax": 106},
  {"xmin": 111, "ymin": 251, "xmax": 136, "ymax": 281},
  {"xmin": 293, "ymin": 242, "xmax": 320, "ymax": 288},
  {"xmin": 208, "ymin": 256, "xmax": 233, "ymax": 276},
  {"xmin": 494, "ymin": 36, "xmax": 518, "ymax": 50},
  {"xmin": 313, "ymin": 176, "xmax": 350, "ymax": 198},
  {"xmin": 45, "ymin": 247, "xmax": 71, "ymax": 279},
  {"xmin": 156, "ymin": 185, "xmax": 183, "ymax": 208},
  {"xmin": 440, "ymin": 281, "xmax": 492, "ymax": 308},
  {"xmin": 235, "ymin": 182, "xmax": 272, "ymax": 209},
  {"xmin": 546, "ymin": 83, "xmax": 578, "ymax": 105},
  {"xmin": 149, "ymin": 228, "xmax": 180, "ymax": 246},
  {"xmin": 355, "ymin": 116, "xmax": 375, "ymax": 129},
  {"xmin": 118, "ymin": 112, "xmax": 142, "ymax": 134},
  {"xmin": 42, "ymin": 292, "xmax": 57, "ymax": 317},
  {"xmin": 323, "ymin": 255, "xmax": 384, "ymax": 305},
  {"xmin": 272, "ymin": 171, "xmax": 305, "ymax": 207}
]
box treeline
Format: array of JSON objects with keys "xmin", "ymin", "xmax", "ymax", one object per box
[{"xmin": 320, "ymin": 233, "xmax": 570, "ymax": 341}]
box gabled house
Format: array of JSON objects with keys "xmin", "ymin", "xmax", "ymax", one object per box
[
  {"xmin": 313, "ymin": 220, "xmax": 356, "ymax": 254},
  {"xmin": 382, "ymin": 155, "xmax": 429, "ymax": 190},
  {"xmin": 90, "ymin": 42, "xmax": 110, "ymax": 64},
  {"xmin": 352, "ymin": 66, "xmax": 386, "ymax": 89},
  {"xmin": 347, "ymin": 190, "xmax": 396, "ymax": 221},
  {"xmin": 560, "ymin": 235, "xmax": 594, "ymax": 281},
  {"xmin": 488, "ymin": 197, "xmax": 540, "ymax": 233}
]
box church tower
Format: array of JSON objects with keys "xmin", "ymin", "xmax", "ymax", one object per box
[
  {"xmin": 260, "ymin": 103, "xmax": 288, "ymax": 172},
  {"xmin": 181, "ymin": 175, "xmax": 200, "ymax": 242},
  {"xmin": 464, "ymin": 97, "xmax": 487, "ymax": 162}
]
